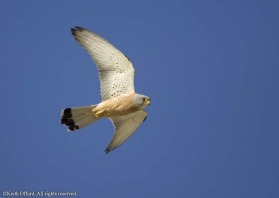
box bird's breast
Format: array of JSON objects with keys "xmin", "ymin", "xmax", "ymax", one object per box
[{"xmin": 93, "ymin": 95, "xmax": 137, "ymax": 117}]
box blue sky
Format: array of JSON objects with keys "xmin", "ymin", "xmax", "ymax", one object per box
[{"xmin": 1, "ymin": 0, "xmax": 279, "ymax": 197}]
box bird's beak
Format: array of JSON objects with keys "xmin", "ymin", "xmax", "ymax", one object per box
[{"xmin": 145, "ymin": 98, "xmax": 151, "ymax": 105}]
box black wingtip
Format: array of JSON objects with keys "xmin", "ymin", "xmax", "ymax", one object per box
[
  {"xmin": 71, "ymin": 27, "xmax": 77, "ymax": 36},
  {"xmin": 105, "ymin": 147, "xmax": 113, "ymax": 154},
  {"xmin": 71, "ymin": 26, "xmax": 85, "ymax": 34},
  {"xmin": 105, "ymin": 148, "xmax": 110, "ymax": 154},
  {"xmin": 143, "ymin": 116, "xmax": 147, "ymax": 122}
]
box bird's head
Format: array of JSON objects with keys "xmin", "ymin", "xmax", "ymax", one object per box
[{"xmin": 134, "ymin": 94, "xmax": 151, "ymax": 109}]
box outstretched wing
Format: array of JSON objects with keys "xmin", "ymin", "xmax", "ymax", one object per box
[
  {"xmin": 71, "ymin": 26, "xmax": 135, "ymax": 101},
  {"xmin": 106, "ymin": 110, "xmax": 147, "ymax": 153}
]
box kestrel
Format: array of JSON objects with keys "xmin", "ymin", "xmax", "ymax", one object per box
[{"xmin": 60, "ymin": 26, "xmax": 151, "ymax": 153}]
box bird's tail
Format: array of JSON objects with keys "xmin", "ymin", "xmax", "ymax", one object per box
[{"xmin": 60, "ymin": 105, "xmax": 100, "ymax": 131}]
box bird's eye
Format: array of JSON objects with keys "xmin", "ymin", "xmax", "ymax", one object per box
[{"xmin": 142, "ymin": 98, "xmax": 146, "ymax": 101}]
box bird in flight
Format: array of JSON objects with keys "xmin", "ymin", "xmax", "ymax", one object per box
[{"xmin": 60, "ymin": 26, "xmax": 151, "ymax": 153}]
